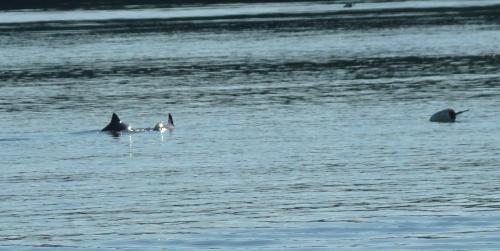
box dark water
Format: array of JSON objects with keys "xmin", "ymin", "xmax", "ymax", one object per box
[{"xmin": 2, "ymin": 1, "xmax": 500, "ymax": 250}]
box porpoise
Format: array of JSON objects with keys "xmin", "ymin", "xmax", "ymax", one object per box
[
  {"xmin": 102, "ymin": 113, "xmax": 132, "ymax": 131},
  {"xmin": 429, "ymin": 108, "xmax": 469, "ymax": 123},
  {"xmin": 153, "ymin": 113, "xmax": 174, "ymax": 132}
]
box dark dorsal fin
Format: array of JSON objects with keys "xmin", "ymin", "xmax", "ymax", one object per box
[
  {"xmin": 111, "ymin": 113, "xmax": 121, "ymax": 124},
  {"xmin": 167, "ymin": 113, "xmax": 174, "ymax": 127},
  {"xmin": 102, "ymin": 113, "xmax": 124, "ymax": 131}
]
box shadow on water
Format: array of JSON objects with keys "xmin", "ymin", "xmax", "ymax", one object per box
[
  {"xmin": 102, "ymin": 130, "xmax": 123, "ymax": 138},
  {"xmin": 97, "ymin": 129, "xmax": 174, "ymax": 139}
]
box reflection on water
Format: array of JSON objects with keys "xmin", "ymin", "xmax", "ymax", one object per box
[{"xmin": 1, "ymin": 1, "xmax": 500, "ymax": 250}]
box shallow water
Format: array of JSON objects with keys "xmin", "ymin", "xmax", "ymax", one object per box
[{"xmin": 2, "ymin": 1, "xmax": 500, "ymax": 250}]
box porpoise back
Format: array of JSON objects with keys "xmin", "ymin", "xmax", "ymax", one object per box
[
  {"xmin": 102, "ymin": 113, "xmax": 131, "ymax": 131},
  {"xmin": 430, "ymin": 108, "xmax": 469, "ymax": 123},
  {"xmin": 153, "ymin": 113, "xmax": 174, "ymax": 132}
]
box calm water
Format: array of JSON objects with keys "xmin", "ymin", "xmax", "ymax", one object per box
[{"xmin": 2, "ymin": 1, "xmax": 500, "ymax": 250}]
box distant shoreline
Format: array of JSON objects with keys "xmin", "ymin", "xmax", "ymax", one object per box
[{"xmin": 0, "ymin": 0, "xmax": 330, "ymax": 10}]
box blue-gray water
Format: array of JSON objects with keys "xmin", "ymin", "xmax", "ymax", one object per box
[{"xmin": 2, "ymin": 1, "xmax": 500, "ymax": 250}]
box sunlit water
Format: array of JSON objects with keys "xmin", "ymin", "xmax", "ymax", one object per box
[{"xmin": 2, "ymin": 1, "xmax": 500, "ymax": 250}]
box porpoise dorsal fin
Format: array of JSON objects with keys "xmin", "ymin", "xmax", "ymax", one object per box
[
  {"xmin": 102, "ymin": 112, "xmax": 124, "ymax": 131},
  {"xmin": 111, "ymin": 113, "xmax": 121, "ymax": 124},
  {"xmin": 167, "ymin": 113, "xmax": 174, "ymax": 128}
]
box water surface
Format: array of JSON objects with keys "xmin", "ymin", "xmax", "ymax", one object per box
[{"xmin": 2, "ymin": 1, "xmax": 500, "ymax": 250}]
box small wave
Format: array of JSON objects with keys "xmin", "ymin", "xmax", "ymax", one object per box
[
  {"xmin": 2, "ymin": 54, "xmax": 500, "ymax": 82},
  {"xmin": 0, "ymin": 137, "xmax": 30, "ymax": 142}
]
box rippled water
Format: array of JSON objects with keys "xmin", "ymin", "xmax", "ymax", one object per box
[{"xmin": 2, "ymin": 1, "xmax": 500, "ymax": 250}]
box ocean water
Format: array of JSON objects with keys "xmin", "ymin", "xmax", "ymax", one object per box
[{"xmin": 2, "ymin": 1, "xmax": 500, "ymax": 250}]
